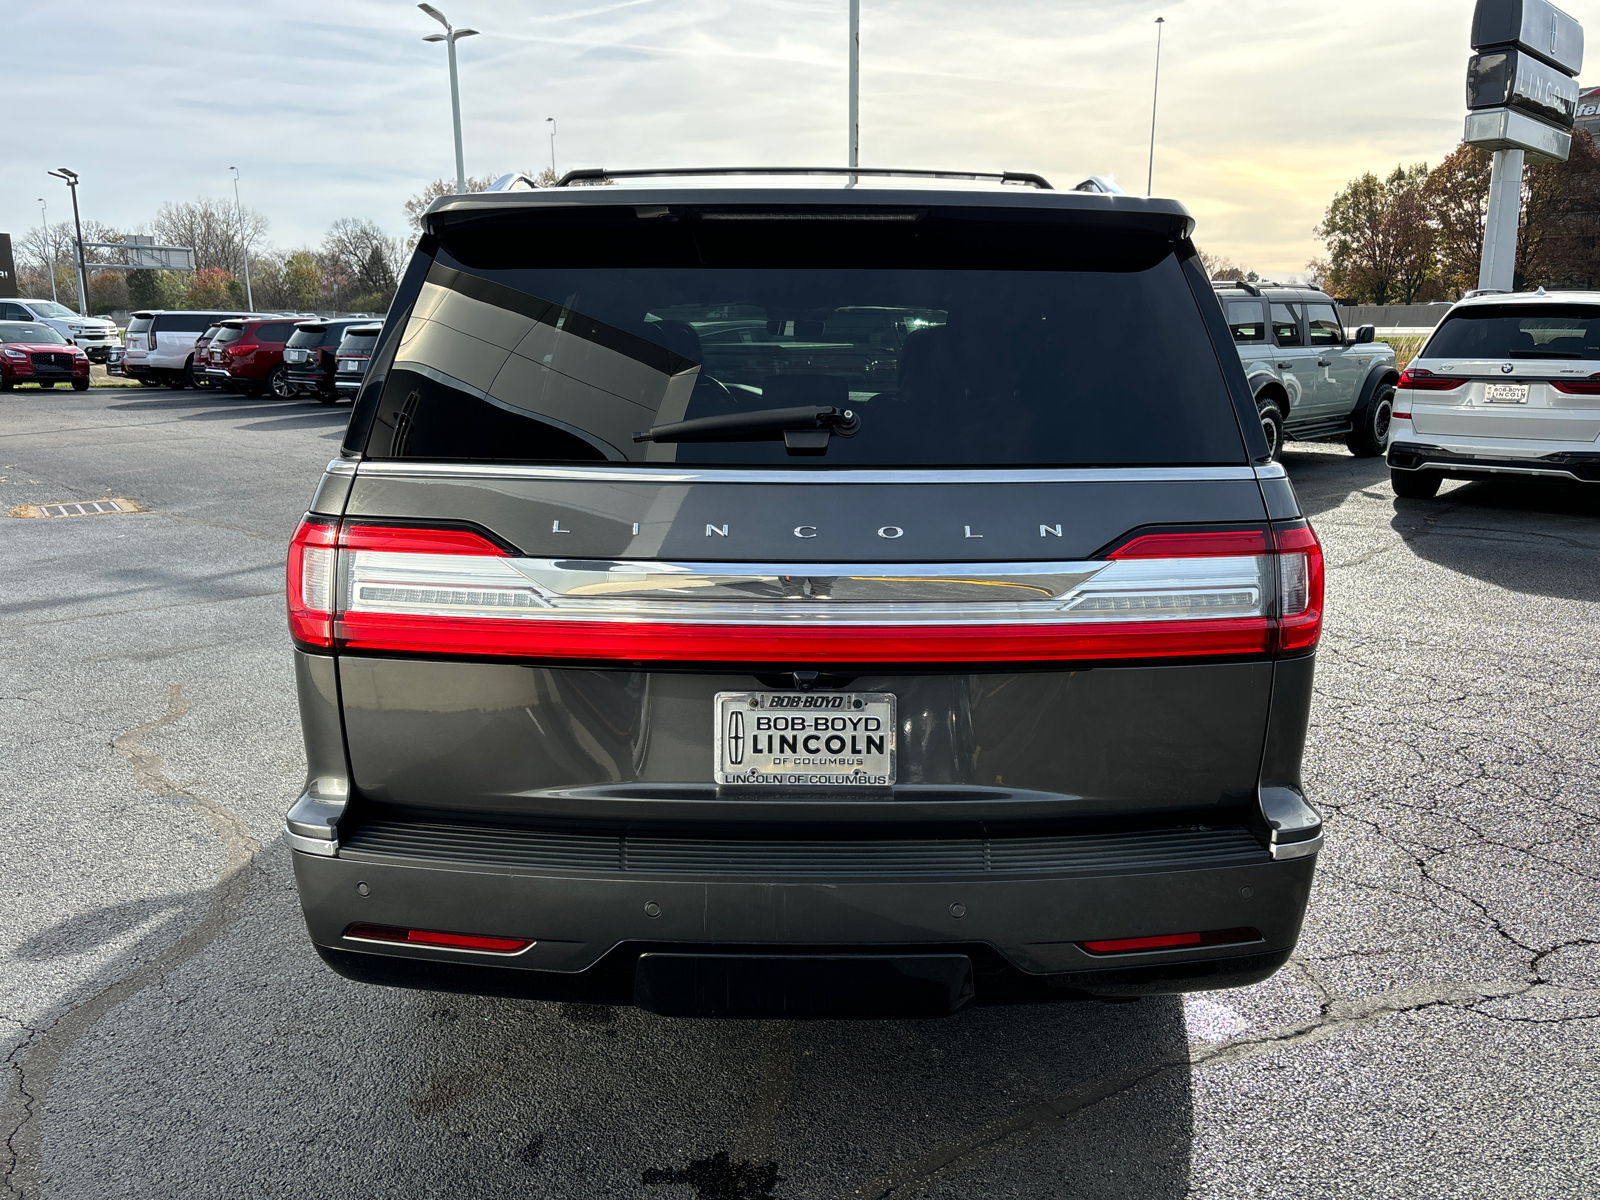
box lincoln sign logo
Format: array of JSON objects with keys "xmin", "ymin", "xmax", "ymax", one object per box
[{"xmin": 726, "ymin": 709, "xmax": 746, "ymax": 765}]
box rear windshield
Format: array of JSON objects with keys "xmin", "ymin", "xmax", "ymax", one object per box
[
  {"xmin": 0, "ymin": 322, "xmax": 67, "ymax": 344},
  {"xmin": 288, "ymin": 326, "xmax": 329, "ymax": 348},
  {"xmin": 255, "ymin": 322, "xmax": 297, "ymax": 343},
  {"xmin": 339, "ymin": 332, "xmax": 379, "ymax": 355},
  {"xmin": 153, "ymin": 313, "xmax": 225, "ymax": 333},
  {"xmin": 212, "ymin": 326, "xmax": 244, "ymax": 345},
  {"xmin": 1424, "ymin": 304, "xmax": 1600, "ymax": 360},
  {"xmin": 127, "ymin": 316, "xmax": 153, "ymax": 335},
  {"xmin": 360, "ymin": 211, "xmax": 1245, "ymax": 467}
]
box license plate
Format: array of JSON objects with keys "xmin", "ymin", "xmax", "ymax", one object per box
[
  {"xmin": 338, "ymin": 359, "xmax": 359, "ymax": 371},
  {"xmin": 714, "ymin": 691, "xmax": 896, "ymax": 788},
  {"xmin": 284, "ymin": 349, "xmax": 306, "ymax": 363},
  {"xmin": 1485, "ymin": 383, "xmax": 1528, "ymax": 403}
]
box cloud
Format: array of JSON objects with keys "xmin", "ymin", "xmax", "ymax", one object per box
[{"xmin": 1, "ymin": 0, "xmax": 1512, "ymax": 275}]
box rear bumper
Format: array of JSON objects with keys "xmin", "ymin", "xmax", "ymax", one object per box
[
  {"xmin": 285, "ymin": 367, "xmax": 331, "ymax": 390},
  {"xmin": 1388, "ymin": 439, "xmax": 1600, "ymax": 483},
  {"xmin": 291, "ymin": 839, "xmax": 1316, "ymax": 1012}
]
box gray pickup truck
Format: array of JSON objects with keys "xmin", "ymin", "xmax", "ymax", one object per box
[{"xmin": 1213, "ymin": 281, "xmax": 1398, "ymax": 459}]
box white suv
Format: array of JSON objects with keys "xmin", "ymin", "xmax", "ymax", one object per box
[
  {"xmin": 1387, "ymin": 290, "xmax": 1600, "ymax": 497},
  {"xmin": 0, "ymin": 299, "xmax": 119, "ymax": 362},
  {"xmin": 123, "ymin": 309, "xmax": 251, "ymax": 388}
]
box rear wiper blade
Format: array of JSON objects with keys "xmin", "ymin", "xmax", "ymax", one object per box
[{"xmin": 634, "ymin": 405, "xmax": 861, "ymax": 456}]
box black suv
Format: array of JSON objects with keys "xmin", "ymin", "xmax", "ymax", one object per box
[
  {"xmin": 285, "ymin": 169, "xmax": 1325, "ymax": 1019},
  {"xmin": 283, "ymin": 320, "xmax": 373, "ymax": 403}
]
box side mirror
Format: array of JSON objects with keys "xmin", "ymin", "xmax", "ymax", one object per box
[{"xmin": 1353, "ymin": 325, "xmax": 1376, "ymax": 344}]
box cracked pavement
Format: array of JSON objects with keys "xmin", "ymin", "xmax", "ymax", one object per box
[{"xmin": 2, "ymin": 391, "xmax": 1598, "ymax": 1197}]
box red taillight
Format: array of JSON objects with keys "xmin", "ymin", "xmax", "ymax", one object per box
[
  {"xmin": 291, "ymin": 520, "xmax": 1325, "ymax": 665},
  {"xmin": 345, "ymin": 923, "xmax": 531, "ymax": 953},
  {"xmin": 1392, "ymin": 411, "xmax": 1411, "ymax": 420},
  {"xmin": 1109, "ymin": 529, "xmax": 1269, "ymax": 558},
  {"xmin": 1397, "ymin": 368, "xmax": 1467, "ymax": 392},
  {"xmin": 287, "ymin": 518, "xmax": 338, "ymax": 648},
  {"xmin": 341, "ymin": 524, "xmax": 507, "ymax": 555},
  {"xmin": 334, "ymin": 612, "xmax": 1277, "ymax": 664},
  {"xmin": 1551, "ymin": 373, "xmax": 1600, "ymax": 395},
  {"xmin": 1081, "ymin": 927, "xmax": 1261, "ymax": 955},
  {"xmin": 148, "ymin": 331, "xmax": 157, "ymax": 350},
  {"xmin": 228, "ymin": 343, "xmax": 258, "ymax": 357},
  {"xmin": 1273, "ymin": 522, "xmax": 1323, "ymax": 652}
]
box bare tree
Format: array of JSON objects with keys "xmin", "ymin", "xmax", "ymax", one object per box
[
  {"xmin": 150, "ymin": 197, "xmax": 269, "ymax": 276},
  {"xmin": 319, "ymin": 218, "xmax": 400, "ymax": 310},
  {"xmin": 1197, "ymin": 249, "xmax": 1258, "ymax": 282}
]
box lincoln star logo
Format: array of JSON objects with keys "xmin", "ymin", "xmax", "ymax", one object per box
[
  {"xmin": 726, "ymin": 708, "xmax": 746, "ymax": 764},
  {"xmin": 1502, "ymin": 362, "xmax": 1515, "ymax": 373}
]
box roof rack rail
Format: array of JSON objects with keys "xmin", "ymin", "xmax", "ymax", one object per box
[
  {"xmin": 1210, "ymin": 279, "xmax": 1261, "ymax": 296},
  {"xmin": 552, "ymin": 166, "xmax": 1054, "ymax": 190}
]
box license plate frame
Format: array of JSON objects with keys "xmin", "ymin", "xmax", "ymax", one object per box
[
  {"xmin": 1484, "ymin": 383, "xmax": 1529, "ymax": 404},
  {"xmin": 714, "ymin": 691, "xmax": 896, "ymax": 789}
]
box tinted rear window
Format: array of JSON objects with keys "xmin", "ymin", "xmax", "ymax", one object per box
[
  {"xmin": 1424, "ymin": 304, "xmax": 1600, "ymax": 360},
  {"xmin": 212, "ymin": 326, "xmax": 244, "ymax": 345},
  {"xmin": 339, "ymin": 332, "xmax": 379, "ymax": 355},
  {"xmin": 153, "ymin": 313, "xmax": 225, "ymax": 333},
  {"xmin": 255, "ymin": 322, "xmax": 297, "ymax": 343},
  {"xmin": 361, "ymin": 211, "xmax": 1244, "ymax": 467},
  {"xmin": 287, "ymin": 326, "xmax": 329, "ymax": 348},
  {"xmin": 127, "ymin": 316, "xmax": 153, "ymax": 334}
]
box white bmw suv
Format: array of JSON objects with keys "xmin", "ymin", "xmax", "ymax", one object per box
[{"xmin": 1388, "ymin": 290, "xmax": 1600, "ymax": 497}]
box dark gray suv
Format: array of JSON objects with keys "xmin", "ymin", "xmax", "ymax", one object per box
[{"xmin": 285, "ymin": 169, "xmax": 1325, "ymax": 1018}]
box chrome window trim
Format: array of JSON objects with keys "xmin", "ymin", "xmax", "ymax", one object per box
[
  {"xmin": 325, "ymin": 458, "xmax": 359, "ymax": 476},
  {"xmin": 350, "ymin": 462, "xmax": 1263, "ymax": 485}
]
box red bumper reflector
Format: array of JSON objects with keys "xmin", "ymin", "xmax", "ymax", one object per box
[
  {"xmin": 345, "ymin": 922, "xmax": 530, "ymax": 953},
  {"xmin": 1080, "ymin": 927, "xmax": 1261, "ymax": 955},
  {"xmin": 336, "ymin": 611, "xmax": 1277, "ymax": 665}
]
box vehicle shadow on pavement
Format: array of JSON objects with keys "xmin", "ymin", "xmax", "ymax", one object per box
[
  {"xmin": 1277, "ymin": 447, "xmax": 1390, "ymax": 519},
  {"xmin": 1390, "ymin": 477, "xmax": 1600, "ymax": 602},
  {"xmin": 105, "ymin": 394, "xmax": 263, "ymax": 412},
  {"xmin": 237, "ymin": 413, "xmax": 352, "ymax": 432},
  {"xmin": 28, "ymin": 850, "xmax": 1197, "ymax": 1200}
]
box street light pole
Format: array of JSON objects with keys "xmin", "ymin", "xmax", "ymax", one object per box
[
  {"xmin": 47, "ymin": 169, "xmax": 88, "ymax": 317},
  {"xmin": 848, "ymin": 0, "xmax": 859, "ymax": 183},
  {"xmin": 229, "ymin": 167, "xmax": 255, "ymax": 311},
  {"xmin": 37, "ymin": 197, "xmax": 57, "ymax": 304},
  {"xmin": 420, "ymin": 4, "xmax": 479, "ymax": 195},
  {"xmin": 1147, "ymin": 17, "xmax": 1165, "ymax": 197},
  {"xmin": 546, "ymin": 117, "xmax": 557, "ymax": 179}
]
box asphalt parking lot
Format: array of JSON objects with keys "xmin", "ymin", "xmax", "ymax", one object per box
[{"xmin": 3, "ymin": 384, "xmax": 1598, "ymax": 1199}]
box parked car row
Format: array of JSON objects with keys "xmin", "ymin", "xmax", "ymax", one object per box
[
  {"xmin": 112, "ymin": 309, "xmax": 379, "ymax": 402},
  {"xmin": 0, "ymin": 299, "xmax": 120, "ymax": 362}
]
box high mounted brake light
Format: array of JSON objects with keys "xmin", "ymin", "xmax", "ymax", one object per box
[{"xmin": 286, "ymin": 520, "xmax": 1323, "ymax": 663}]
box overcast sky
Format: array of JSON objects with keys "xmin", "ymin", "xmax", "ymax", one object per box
[{"xmin": 4, "ymin": 0, "xmax": 1586, "ymax": 277}]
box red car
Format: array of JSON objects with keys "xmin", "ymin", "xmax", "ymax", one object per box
[
  {"xmin": 0, "ymin": 320, "xmax": 90, "ymax": 391},
  {"xmin": 203, "ymin": 317, "xmax": 305, "ymax": 398}
]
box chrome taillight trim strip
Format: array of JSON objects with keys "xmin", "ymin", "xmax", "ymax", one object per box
[
  {"xmin": 347, "ymin": 461, "xmax": 1264, "ymax": 485},
  {"xmin": 341, "ymin": 551, "xmax": 1273, "ymax": 625}
]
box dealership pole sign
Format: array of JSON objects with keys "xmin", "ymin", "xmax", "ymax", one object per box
[{"xmin": 1465, "ymin": 0, "xmax": 1584, "ymax": 291}]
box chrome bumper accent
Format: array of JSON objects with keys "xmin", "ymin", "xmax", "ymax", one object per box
[
  {"xmin": 1270, "ymin": 831, "xmax": 1323, "ymax": 861},
  {"xmin": 285, "ymin": 777, "xmax": 349, "ymax": 857}
]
